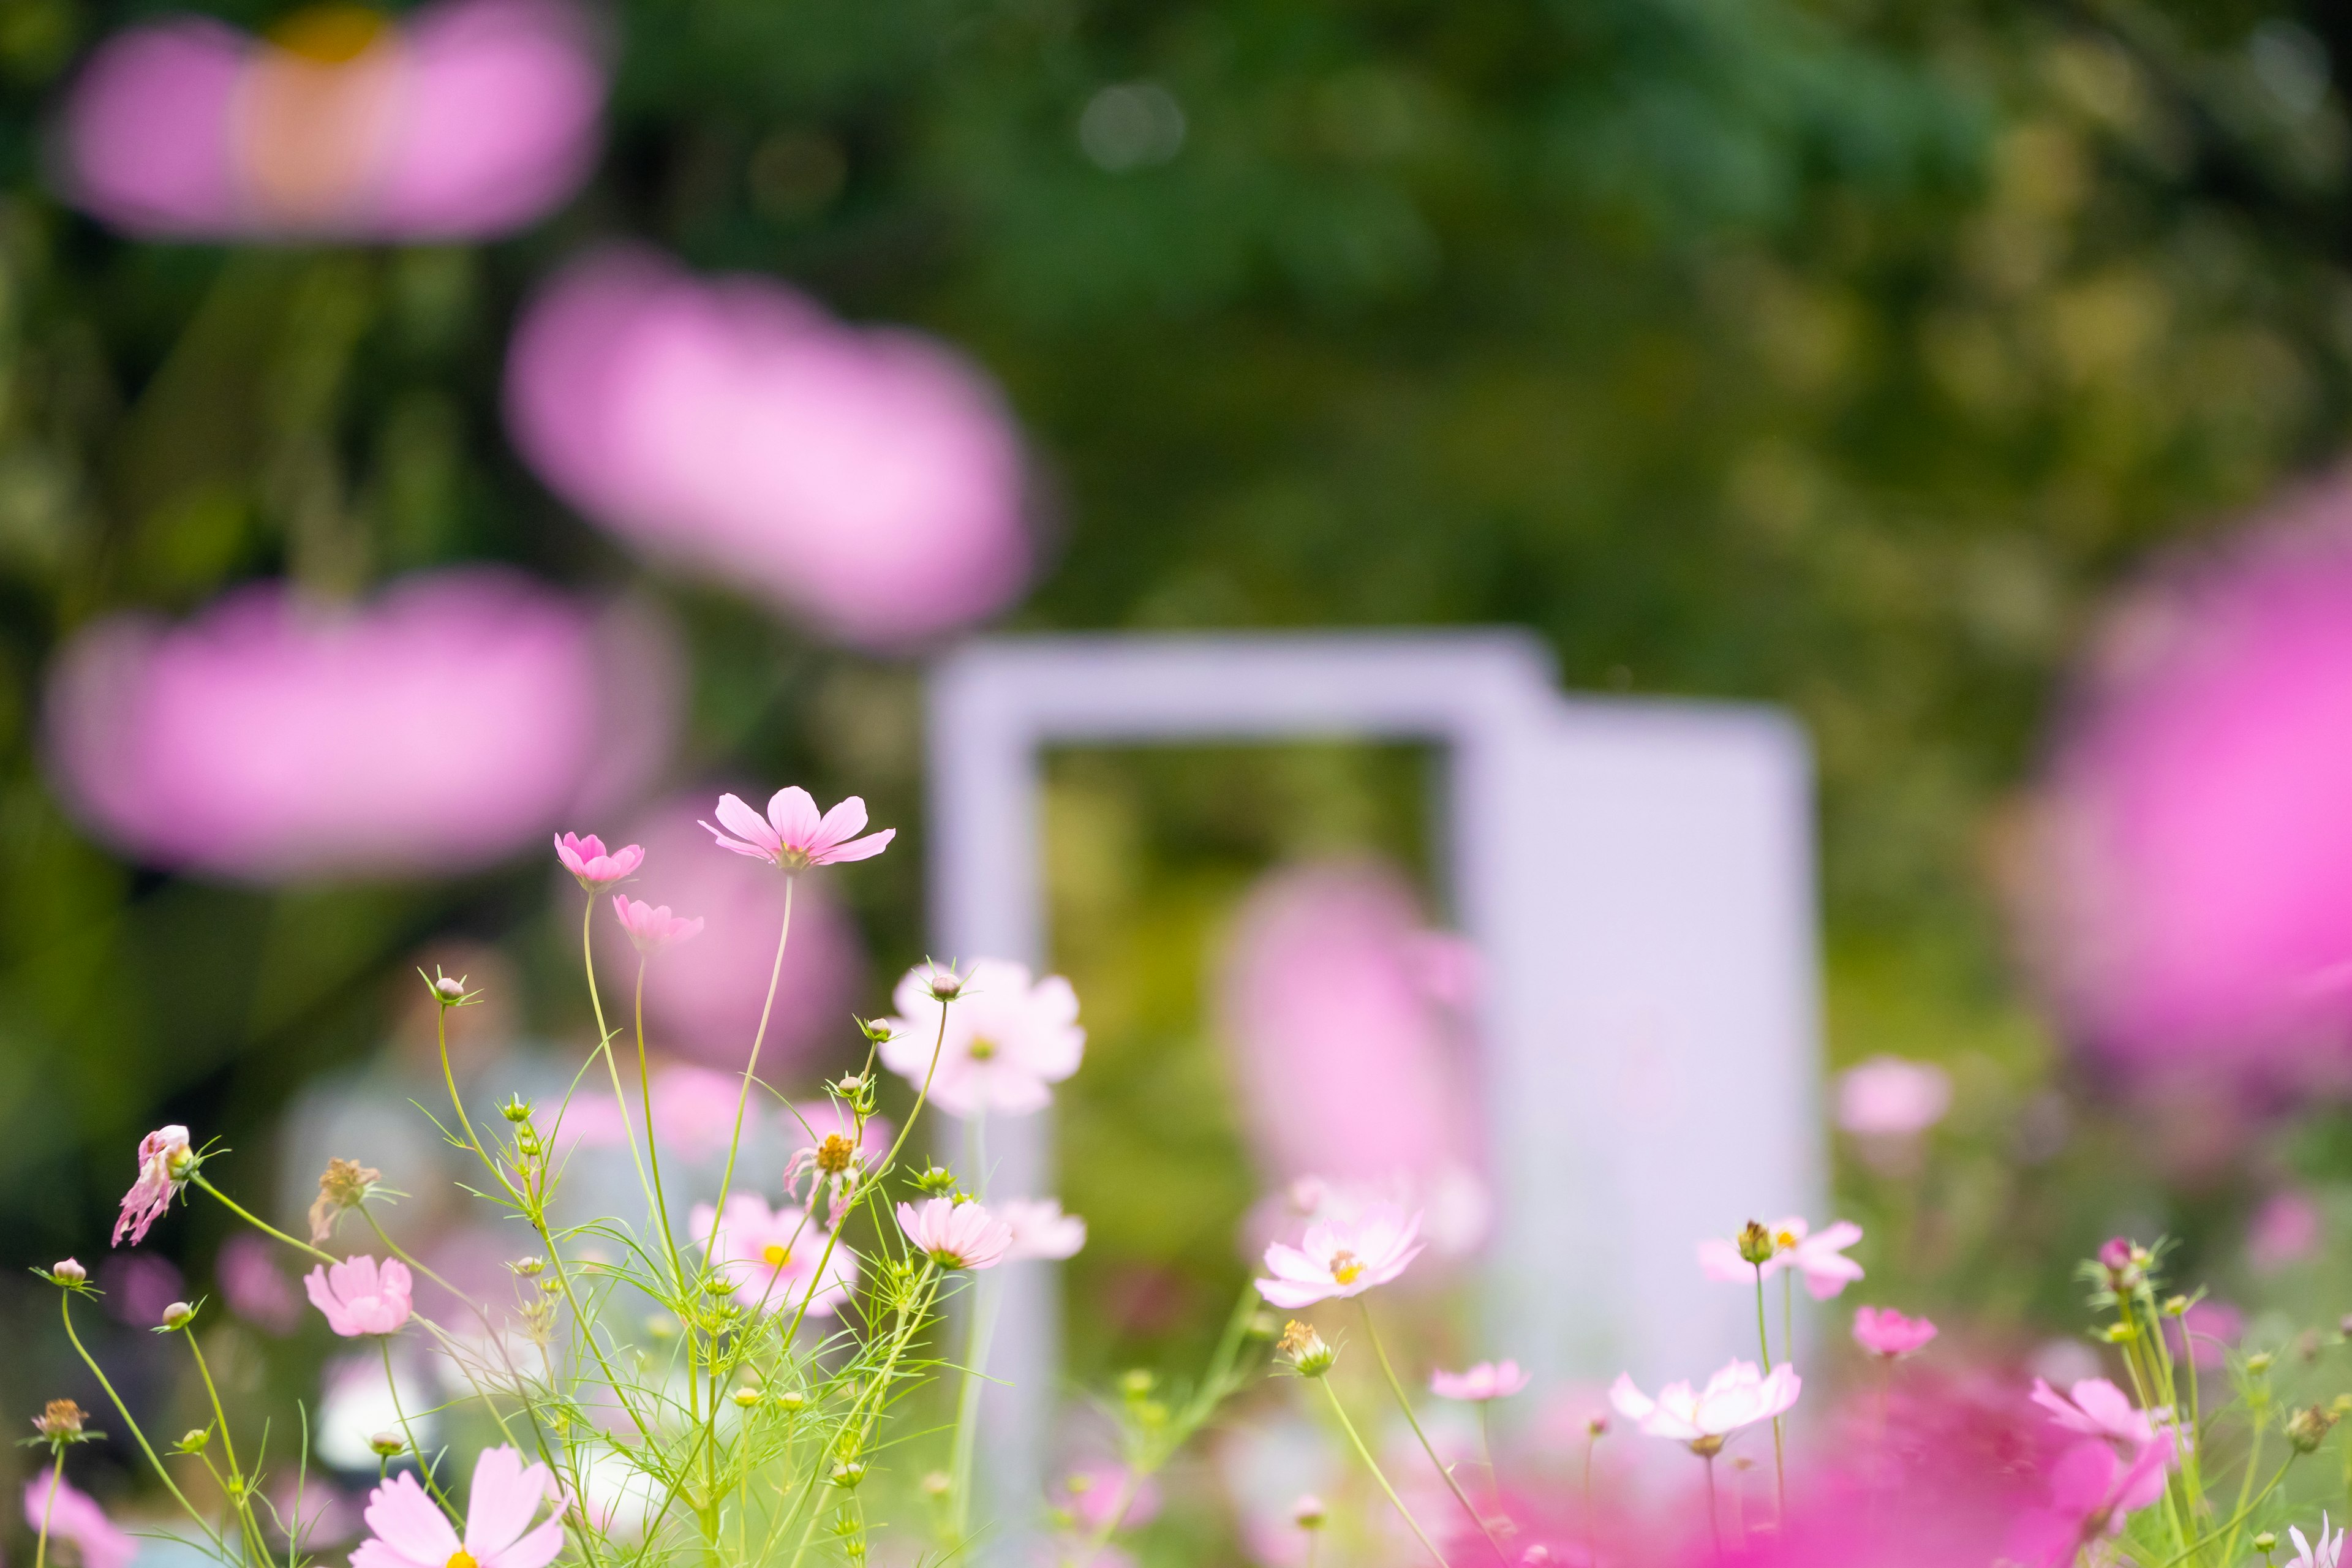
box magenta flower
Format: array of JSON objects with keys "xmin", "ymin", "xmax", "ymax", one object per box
[
  {"xmin": 1697, "ymin": 1216, "xmax": 1864, "ymax": 1300},
  {"xmin": 61, "ymin": 0, "xmax": 603, "ymax": 243},
  {"xmin": 610, "ymin": 895, "xmax": 703, "ymax": 952},
  {"xmin": 2005, "ymin": 1431, "xmax": 2177, "ymax": 1568},
  {"xmin": 1834, "ymin": 1056, "xmax": 1952, "ymax": 1137},
  {"xmin": 22, "ymin": 1469, "xmax": 135, "ymax": 1568},
  {"xmin": 2166, "ymin": 1299, "xmax": 2245, "ymax": 1371},
  {"xmin": 2250, "ymin": 1188, "xmax": 2324, "ymax": 1272},
  {"xmin": 701, "ymin": 786, "xmax": 894, "ymax": 870},
  {"xmin": 689, "ymin": 1195, "xmax": 857, "ymax": 1314},
  {"xmin": 44, "ymin": 570, "xmax": 677, "ymax": 882},
  {"xmin": 897, "ymin": 1197, "xmax": 1014, "ymax": 1270},
  {"xmin": 352, "ymin": 1446, "xmax": 564, "ymax": 1568},
  {"xmin": 999, "ymin": 1198, "xmax": 1088, "ymax": 1262},
  {"xmin": 504, "ymin": 246, "xmax": 1033, "ymax": 649},
  {"xmin": 1430, "ymin": 1360, "xmax": 1529, "ymax": 1401},
  {"xmin": 304, "ymin": 1254, "xmax": 415, "ymax": 1336},
  {"xmin": 556, "ymin": 832, "xmax": 643, "ymax": 888},
  {"xmin": 875, "ymin": 957, "xmax": 1084, "ymax": 1117},
  {"xmin": 1851, "ymin": 1306, "xmax": 1938, "ymax": 1359},
  {"xmin": 1256, "ymin": 1202, "xmax": 1424, "ymax": 1309},
  {"xmin": 2029, "ymin": 1377, "xmax": 2158, "ymax": 1448},
  {"xmin": 113, "ymin": 1125, "xmax": 192, "ymax": 1246},
  {"xmin": 1607, "ymin": 1359, "xmax": 1800, "ymax": 1449}
]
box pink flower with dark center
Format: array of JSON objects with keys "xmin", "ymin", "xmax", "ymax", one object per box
[
  {"xmin": 303, "ymin": 1254, "xmax": 415, "ymax": 1336},
  {"xmin": 689, "ymin": 1194, "xmax": 856, "ymax": 1314},
  {"xmin": 701, "ymin": 786, "xmax": 893, "ymax": 870},
  {"xmin": 611, "ymin": 895, "xmax": 702, "ymax": 952},
  {"xmin": 556, "ymin": 832, "xmax": 642, "ymax": 888},
  {"xmin": 1852, "ymin": 1306, "xmax": 1939, "ymax": 1359},
  {"xmin": 1834, "ymin": 1056, "xmax": 1952, "ymax": 1136},
  {"xmin": 1608, "ymin": 1360, "xmax": 1801, "ymax": 1449},
  {"xmin": 2029, "ymin": 1377, "xmax": 2157, "ymax": 1448},
  {"xmin": 897, "ymin": 1197, "xmax": 1014, "ymax": 1270},
  {"xmin": 22, "ymin": 1468, "xmax": 135, "ymax": 1568},
  {"xmin": 2005, "ymin": 1431, "xmax": 2177, "ymax": 1567},
  {"xmin": 1000, "ymin": 1199, "xmax": 1087, "ymax": 1262},
  {"xmin": 1431, "ymin": 1360, "xmax": 1530, "ymax": 1401},
  {"xmin": 1697, "ymin": 1216, "xmax": 1864, "ymax": 1300},
  {"xmin": 1256, "ymin": 1202, "xmax": 1424, "ymax": 1309},
  {"xmin": 352, "ymin": 1446, "xmax": 564, "ymax": 1568},
  {"xmin": 113, "ymin": 1125, "xmax": 192, "ymax": 1246},
  {"xmin": 875, "ymin": 957, "xmax": 1084, "ymax": 1117}
]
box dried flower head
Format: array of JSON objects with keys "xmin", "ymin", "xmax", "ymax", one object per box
[
  {"xmin": 1277, "ymin": 1320, "xmax": 1337, "ymax": 1377},
  {"xmin": 31, "ymin": 1400, "xmax": 88, "ymax": 1441},
  {"xmin": 308, "ymin": 1158, "xmax": 383, "ymax": 1245},
  {"xmin": 2286, "ymin": 1403, "xmax": 2339, "ymax": 1454}
]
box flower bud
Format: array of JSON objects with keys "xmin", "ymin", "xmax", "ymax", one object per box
[
  {"xmin": 855, "ymin": 1016, "xmax": 894, "ymax": 1045},
  {"xmin": 914, "ymin": 1166, "xmax": 959, "ymax": 1197},
  {"xmin": 775, "ymin": 1391, "xmax": 807, "ymax": 1413},
  {"xmin": 731, "ymin": 1389, "xmax": 761, "ymax": 1409},
  {"xmin": 2161, "ymin": 1295, "xmax": 2188, "ymax": 1317},
  {"xmin": 160, "ymin": 1301, "xmax": 195, "ymax": 1330},
  {"xmin": 50, "ymin": 1259, "xmax": 85, "ymax": 1286},
  {"xmin": 921, "ymin": 1471, "xmax": 952, "ymax": 1498},
  {"xmin": 1292, "ymin": 1495, "xmax": 1327, "ymax": 1531},
  {"xmin": 2246, "ymin": 1351, "xmax": 2275, "ymax": 1374},
  {"xmin": 924, "ymin": 967, "xmax": 965, "ymax": 1002},
  {"xmin": 178, "ymin": 1428, "xmax": 209, "ymax": 1453},
  {"xmin": 1278, "ymin": 1320, "xmax": 1337, "ymax": 1378},
  {"xmin": 501, "ymin": 1096, "xmax": 533, "ymax": 1124},
  {"xmin": 831, "ymin": 1460, "xmax": 867, "ymax": 1488},
  {"xmin": 512, "ymin": 1257, "xmax": 545, "ymax": 1276},
  {"xmin": 1588, "ymin": 1414, "xmax": 1609, "ymax": 1438},
  {"xmin": 1736, "ymin": 1221, "xmax": 1774, "ymax": 1267},
  {"xmin": 1119, "ymin": 1369, "xmax": 1156, "ymax": 1399},
  {"xmin": 2254, "ymin": 1532, "xmax": 2278, "ymax": 1554},
  {"xmin": 2098, "ymin": 1237, "xmax": 2147, "ymax": 1290},
  {"xmin": 432, "ymin": 974, "xmax": 466, "ymax": 1002},
  {"xmin": 369, "ymin": 1431, "xmax": 406, "ymax": 1458},
  {"xmin": 704, "ymin": 1275, "xmax": 739, "ymax": 1296},
  {"xmin": 2286, "ymin": 1403, "xmax": 2339, "ymax": 1453}
]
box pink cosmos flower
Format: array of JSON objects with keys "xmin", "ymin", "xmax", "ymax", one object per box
[
  {"xmin": 875, "ymin": 957, "xmax": 1084, "ymax": 1117},
  {"xmin": 219, "ymin": 1233, "xmax": 302, "ymax": 1335},
  {"xmin": 23, "ymin": 1468, "xmax": 135, "ymax": 1568},
  {"xmin": 1054, "ymin": 1461, "xmax": 1161, "ymax": 1532},
  {"xmin": 1834, "ymin": 1056, "xmax": 1953, "ymax": 1136},
  {"xmin": 2166, "ymin": 1300, "xmax": 2244, "ymax": 1371},
  {"xmin": 2029, "ymin": 1377, "xmax": 2157, "ymax": 1448},
  {"xmin": 1000, "ymin": 1199, "xmax": 1088, "ymax": 1262},
  {"xmin": 45, "ymin": 570, "xmax": 678, "ymax": 882},
  {"xmin": 1607, "ymin": 1360, "xmax": 1801, "ymax": 1449},
  {"xmin": 113, "ymin": 1125, "xmax": 192, "ymax": 1246},
  {"xmin": 688, "ymin": 1195, "xmax": 856, "ymax": 1314},
  {"xmin": 304, "ymin": 1255, "xmax": 415, "ymax": 1336},
  {"xmin": 897, "ymin": 1197, "xmax": 1014, "ymax": 1270},
  {"xmin": 564, "ymin": 1063, "xmax": 742, "ymax": 1161},
  {"xmin": 611, "ymin": 895, "xmax": 703, "ymax": 952},
  {"xmin": 1697, "ymin": 1216, "xmax": 1865, "ymax": 1300},
  {"xmin": 1852, "ymin": 1306, "xmax": 1939, "ymax": 1359},
  {"xmin": 504, "ymin": 246, "xmax": 1033, "ymax": 649},
  {"xmin": 1430, "ymin": 1360, "xmax": 1530, "ymax": 1401},
  {"xmin": 2005, "ymin": 1431, "xmax": 2177, "ymax": 1568},
  {"xmin": 785, "ymin": 1099, "xmax": 893, "ymax": 1166},
  {"xmin": 61, "ymin": 0, "xmax": 603, "ymax": 243},
  {"xmin": 2288, "ymin": 1513, "xmax": 2345, "ymax": 1568},
  {"xmin": 2250, "ymin": 1188, "xmax": 2325, "ymax": 1272},
  {"xmin": 1256, "ymin": 1202, "xmax": 1424, "ymax": 1309},
  {"xmin": 556, "ymin": 832, "xmax": 643, "ymax": 888},
  {"xmin": 353, "ymin": 1446, "xmax": 564, "ymax": 1568},
  {"xmin": 701, "ymin": 786, "xmax": 893, "ymax": 870}
]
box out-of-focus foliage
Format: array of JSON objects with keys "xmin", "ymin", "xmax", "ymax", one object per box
[{"xmin": 0, "ymin": 0, "xmax": 2347, "ymax": 1402}]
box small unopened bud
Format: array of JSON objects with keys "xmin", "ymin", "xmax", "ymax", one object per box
[
  {"xmin": 855, "ymin": 1016, "xmax": 894, "ymax": 1045},
  {"xmin": 2286, "ymin": 1403, "xmax": 2338, "ymax": 1453},
  {"xmin": 1248, "ymin": 1311, "xmax": 1281, "ymax": 1340},
  {"xmin": 924, "ymin": 967, "xmax": 965, "ymax": 1001},
  {"xmin": 1689, "ymin": 1433, "xmax": 1726, "ymax": 1458},
  {"xmin": 2103, "ymin": 1322, "xmax": 2135, "ymax": 1344},
  {"xmin": 1278, "ymin": 1320, "xmax": 1337, "ymax": 1378},
  {"xmin": 831, "ymin": 1461, "xmax": 867, "ymax": 1488},
  {"xmin": 2254, "ymin": 1532, "xmax": 2278, "ymax": 1554},
  {"xmin": 2246, "ymin": 1351, "xmax": 2275, "ymax": 1374},
  {"xmin": 1119, "ymin": 1369, "xmax": 1155, "ymax": 1399},
  {"xmin": 2162, "ymin": 1295, "xmax": 2188, "ymax": 1317},
  {"xmin": 369, "ymin": 1431, "xmax": 406, "ymax": 1458},
  {"xmin": 2098, "ymin": 1237, "xmax": 2147, "ymax": 1291},
  {"xmin": 704, "ymin": 1275, "xmax": 739, "ymax": 1296},
  {"xmin": 1736, "ymin": 1221, "xmax": 1774, "ymax": 1267},
  {"xmin": 512, "ymin": 1257, "xmax": 545, "ymax": 1276},
  {"xmin": 500, "ymin": 1096, "xmax": 532, "ymax": 1124},
  {"xmin": 433, "ymin": 975, "xmax": 466, "ymax": 1002},
  {"xmin": 1292, "ymin": 1495, "xmax": 1327, "ymax": 1531},
  {"xmin": 160, "ymin": 1301, "xmax": 195, "ymax": 1330},
  {"xmin": 1588, "ymin": 1414, "xmax": 1609, "ymax": 1438},
  {"xmin": 178, "ymin": 1428, "xmax": 209, "ymax": 1453},
  {"xmin": 922, "ymin": 1471, "xmax": 952, "ymax": 1498},
  {"xmin": 914, "ymin": 1166, "xmax": 959, "ymax": 1197},
  {"xmin": 775, "ymin": 1391, "xmax": 807, "ymax": 1413},
  {"xmin": 538, "ymin": 1277, "xmax": 562, "ymax": 1296},
  {"xmin": 50, "ymin": 1260, "xmax": 85, "ymax": 1286},
  {"xmin": 731, "ymin": 1388, "xmax": 761, "ymax": 1409}
]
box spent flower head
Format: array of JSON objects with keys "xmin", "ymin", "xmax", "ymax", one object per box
[
  {"xmin": 1277, "ymin": 1320, "xmax": 1337, "ymax": 1377},
  {"xmin": 113, "ymin": 1125, "xmax": 195, "ymax": 1247},
  {"xmin": 308, "ymin": 1157, "xmax": 383, "ymax": 1245},
  {"xmin": 28, "ymin": 1400, "xmax": 97, "ymax": 1444},
  {"xmin": 2288, "ymin": 1404, "xmax": 2340, "ymax": 1455}
]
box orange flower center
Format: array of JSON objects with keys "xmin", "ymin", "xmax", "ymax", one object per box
[
  {"xmin": 1329, "ymin": 1250, "xmax": 1364, "ymax": 1284},
  {"xmin": 1774, "ymin": 1230, "xmax": 1800, "ymax": 1251},
  {"xmin": 762, "ymin": 1243, "xmax": 792, "ymax": 1269}
]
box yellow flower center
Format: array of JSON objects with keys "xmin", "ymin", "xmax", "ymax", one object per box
[
  {"xmin": 967, "ymin": 1036, "xmax": 997, "ymax": 1061},
  {"xmin": 1329, "ymin": 1250, "xmax": 1364, "ymax": 1284},
  {"xmin": 446, "ymin": 1553, "xmax": 478, "ymax": 1568},
  {"xmin": 762, "ymin": 1243, "xmax": 792, "ymax": 1268},
  {"xmin": 815, "ymin": 1133, "xmax": 856, "ymax": 1175},
  {"xmin": 1774, "ymin": 1229, "xmax": 1800, "ymax": 1251}
]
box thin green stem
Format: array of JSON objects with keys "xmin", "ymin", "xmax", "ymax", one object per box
[
  {"xmin": 635, "ymin": 957, "xmax": 685, "ymax": 1287},
  {"xmin": 1705, "ymin": 1454, "xmax": 1722, "ymax": 1560},
  {"xmin": 1359, "ymin": 1301, "xmax": 1510, "ymax": 1565},
  {"xmin": 34, "ymin": 1445, "xmax": 61, "ymax": 1568},
  {"xmin": 580, "ymin": 893, "xmax": 659, "ymax": 1248},
  {"xmin": 193, "ymin": 1175, "xmax": 336, "ymax": 1264},
  {"xmin": 378, "ymin": 1338, "xmax": 455, "ymax": 1513},
  {"xmin": 2169, "ymin": 1457, "xmax": 2296, "ymax": 1568},
  {"xmin": 1753, "ymin": 1269, "xmax": 1785, "ymax": 1522},
  {"xmin": 946, "ymin": 1269, "xmax": 999, "ymax": 1539},
  {"xmin": 1319, "ymin": 1377, "xmax": 1449, "ymax": 1568},
  {"xmin": 705, "ymin": 875, "xmax": 795, "ymax": 1243},
  {"xmin": 59, "ymin": 1295, "xmax": 225, "ymax": 1553},
  {"xmin": 188, "ymin": 1332, "xmax": 273, "ymax": 1566}
]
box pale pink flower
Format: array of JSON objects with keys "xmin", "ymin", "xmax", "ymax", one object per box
[
  {"xmin": 219, "ymin": 1234, "xmax": 301, "ymax": 1334},
  {"xmin": 1607, "ymin": 1359, "xmax": 1800, "ymax": 1448},
  {"xmin": 565, "ymin": 1063, "xmax": 741, "ymax": 1159},
  {"xmin": 1852, "ymin": 1306, "xmax": 1939, "ymax": 1359},
  {"xmin": 897, "ymin": 1197, "xmax": 1014, "ymax": 1270},
  {"xmin": 2289, "ymin": 1513, "xmax": 2345, "ymax": 1568},
  {"xmin": 304, "ymin": 1255, "xmax": 415, "ymax": 1336},
  {"xmin": 875, "ymin": 957, "xmax": 1084, "ymax": 1117},
  {"xmin": 1834, "ymin": 1056, "xmax": 1953, "ymax": 1136},
  {"xmin": 2167, "ymin": 1299, "xmax": 2244, "ymax": 1370},
  {"xmin": 23, "ymin": 1468, "xmax": 135, "ymax": 1568},
  {"xmin": 1697, "ymin": 1216, "xmax": 1865, "ymax": 1300},
  {"xmin": 113, "ymin": 1124, "xmax": 192, "ymax": 1246},
  {"xmin": 2250, "ymin": 1188, "xmax": 2325, "ymax": 1272},
  {"xmin": 353, "ymin": 1446, "xmax": 564, "ymax": 1568},
  {"xmin": 610, "ymin": 894, "xmax": 702, "ymax": 952},
  {"xmin": 1256, "ymin": 1202, "xmax": 1424, "ymax": 1309},
  {"xmin": 2006, "ymin": 1431, "xmax": 2177, "ymax": 1567},
  {"xmin": 2029, "ymin": 1377, "xmax": 2157, "ymax": 1448},
  {"xmin": 702, "ymin": 786, "xmax": 893, "ymax": 870},
  {"xmin": 1430, "ymin": 1360, "xmax": 1529, "ymax": 1401},
  {"xmin": 689, "ymin": 1194, "xmax": 856, "ymax": 1314},
  {"xmin": 556, "ymin": 832, "xmax": 643, "ymax": 887},
  {"xmin": 1054, "ymin": 1460, "xmax": 1161, "ymax": 1532},
  {"xmin": 785, "ymin": 1098, "xmax": 893, "ymax": 1166},
  {"xmin": 1000, "ymin": 1199, "xmax": 1087, "ymax": 1262}
]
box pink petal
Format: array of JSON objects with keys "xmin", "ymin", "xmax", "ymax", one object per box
[
  {"xmin": 363, "ymin": 1472, "xmax": 462, "ymax": 1566},
  {"xmin": 461, "ymin": 1447, "xmax": 546, "ymax": 1559},
  {"xmin": 712, "ymin": 793, "xmax": 774, "ymax": 848},
  {"xmin": 1254, "ymin": 1276, "xmax": 1333, "ymax": 1310},
  {"xmin": 766, "ymin": 786, "xmax": 821, "ymax": 847},
  {"xmin": 481, "ymin": 1515, "xmax": 567, "ymax": 1568},
  {"xmin": 810, "ymin": 794, "xmax": 869, "ymax": 849},
  {"xmin": 813, "ymin": 827, "xmax": 894, "ymax": 863}
]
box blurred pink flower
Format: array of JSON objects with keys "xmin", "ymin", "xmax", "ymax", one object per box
[
  {"xmin": 1697, "ymin": 1217, "xmax": 1864, "ymax": 1300},
  {"xmin": 23, "ymin": 1469, "xmax": 135, "ymax": 1568},
  {"xmin": 113, "ymin": 1124, "xmax": 191, "ymax": 1246},
  {"xmin": 898, "ymin": 1197, "xmax": 1014, "ymax": 1270},
  {"xmin": 2006, "ymin": 1431, "xmax": 2177, "ymax": 1568},
  {"xmin": 1256, "ymin": 1202, "xmax": 1423, "ymax": 1309},
  {"xmin": 1608, "ymin": 1359, "xmax": 1799, "ymax": 1448},
  {"xmin": 611, "ymin": 895, "xmax": 703, "ymax": 953},
  {"xmin": 99, "ymin": 1254, "xmax": 184, "ymax": 1327},
  {"xmin": 304, "ymin": 1254, "xmax": 415, "ymax": 1336},
  {"xmin": 505, "ymin": 245, "xmax": 1033, "ymax": 649},
  {"xmin": 1000, "ymin": 1198, "xmax": 1088, "ymax": 1262},
  {"xmin": 567, "ymin": 1063, "xmax": 742, "ymax": 1160},
  {"xmin": 702, "ymin": 787, "xmax": 893, "ymax": 870},
  {"xmin": 220, "ymin": 1233, "xmax": 302, "ymax": 1335},
  {"xmin": 688, "ymin": 1194, "xmax": 855, "ymax": 1314},
  {"xmin": 557, "ymin": 832, "xmax": 643, "ymax": 888},
  {"xmin": 1216, "ymin": 860, "xmax": 1485, "ymax": 1238},
  {"xmin": 61, "ymin": 0, "xmax": 602, "ymax": 242},
  {"xmin": 1834, "ymin": 1055, "xmax": 1952, "ymax": 1136},
  {"xmin": 2165, "ymin": 1300, "xmax": 2244, "ymax": 1371},
  {"xmin": 46, "ymin": 570, "xmax": 677, "ymax": 883},
  {"xmin": 2250, "ymin": 1188, "xmax": 2325, "ymax": 1272},
  {"xmin": 1851, "ymin": 1305, "xmax": 1937, "ymax": 1359},
  {"xmin": 1054, "ymin": 1461, "xmax": 1161, "ymax": 1532},
  {"xmin": 586, "ymin": 794, "xmax": 864, "ymax": 1071},
  {"xmin": 1430, "ymin": 1360, "xmax": 1529, "ymax": 1401},
  {"xmin": 2029, "ymin": 1377, "xmax": 2155, "ymax": 1448},
  {"xmin": 354, "ymin": 1447, "xmax": 563, "ymax": 1568},
  {"xmin": 876, "ymin": 958, "xmax": 1084, "ymax": 1117}
]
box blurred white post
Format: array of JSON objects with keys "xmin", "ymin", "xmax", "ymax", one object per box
[{"xmin": 925, "ymin": 631, "xmax": 1822, "ymax": 1559}]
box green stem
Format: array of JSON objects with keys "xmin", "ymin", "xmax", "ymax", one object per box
[
  {"xmin": 192, "ymin": 1175, "xmax": 336, "ymax": 1264},
  {"xmin": 2169, "ymin": 1457, "xmax": 2296, "ymax": 1568},
  {"xmin": 34, "ymin": 1444, "xmax": 61, "ymax": 1568},
  {"xmin": 580, "ymin": 893, "xmax": 660, "ymax": 1253},
  {"xmin": 635, "ymin": 958, "xmax": 685, "ymax": 1288},
  {"xmin": 187, "ymin": 1332, "xmax": 273, "ymax": 1567},
  {"xmin": 946, "ymin": 1269, "xmax": 1000, "ymax": 1539},
  {"xmin": 378, "ymin": 1338, "xmax": 456, "ymax": 1514},
  {"xmin": 1753, "ymin": 1268, "xmax": 1785, "ymax": 1522},
  {"xmin": 1359, "ymin": 1301, "xmax": 1510, "ymax": 1565},
  {"xmin": 59, "ymin": 1295, "xmax": 225, "ymax": 1553},
  {"xmin": 704, "ymin": 875, "xmax": 795, "ymax": 1244},
  {"xmin": 1319, "ymin": 1377, "xmax": 1449, "ymax": 1568}
]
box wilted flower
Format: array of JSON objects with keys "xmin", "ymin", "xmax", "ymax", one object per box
[
  {"xmin": 308, "ymin": 1158, "xmax": 383, "ymax": 1245},
  {"xmin": 31, "ymin": 1400, "xmax": 88, "ymax": 1441},
  {"xmin": 556, "ymin": 832, "xmax": 643, "ymax": 888},
  {"xmin": 1608, "ymin": 1360, "xmax": 1801, "ymax": 1453},
  {"xmin": 896, "ymin": 1197, "xmax": 1013, "ymax": 1270},
  {"xmin": 701, "ymin": 787, "xmax": 894, "ymax": 870},
  {"xmin": 113, "ymin": 1125, "xmax": 193, "ymax": 1247},
  {"xmin": 999, "ymin": 1198, "xmax": 1087, "ymax": 1262},
  {"xmin": 611, "ymin": 895, "xmax": 703, "ymax": 952},
  {"xmin": 2288, "ymin": 1404, "xmax": 2340, "ymax": 1454},
  {"xmin": 303, "ymin": 1255, "xmax": 415, "ymax": 1336},
  {"xmin": 1430, "ymin": 1361, "xmax": 1530, "ymax": 1401},
  {"xmin": 1852, "ymin": 1306, "xmax": 1939, "ymax": 1359},
  {"xmin": 875, "ymin": 958, "xmax": 1084, "ymax": 1117},
  {"xmin": 351, "ymin": 1446, "xmax": 564, "ymax": 1568},
  {"xmin": 1276, "ymin": 1321, "xmax": 1337, "ymax": 1378},
  {"xmin": 688, "ymin": 1195, "xmax": 856, "ymax": 1315},
  {"xmin": 1256, "ymin": 1202, "xmax": 1424, "ymax": 1309}
]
